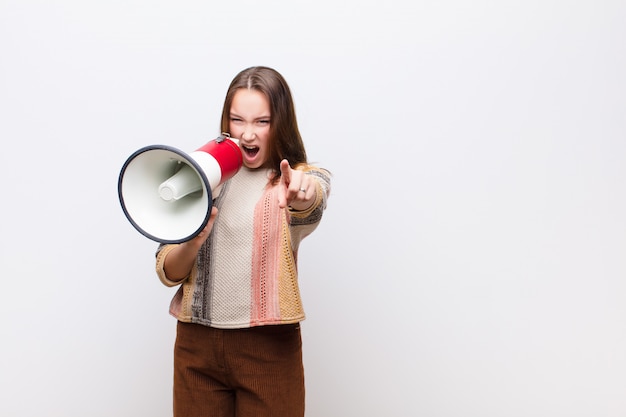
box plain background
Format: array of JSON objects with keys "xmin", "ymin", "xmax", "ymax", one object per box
[{"xmin": 1, "ymin": 1, "xmax": 625, "ymax": 416}]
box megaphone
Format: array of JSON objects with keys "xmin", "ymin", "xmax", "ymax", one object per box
[{"xmin": 118, "ymin": 134, "xmax": 243, "ymax": 243}]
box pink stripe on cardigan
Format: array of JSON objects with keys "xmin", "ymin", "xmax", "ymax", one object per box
[{"xmin": 250, "ymin": 187, "xmax": 283, "ymax": 325}]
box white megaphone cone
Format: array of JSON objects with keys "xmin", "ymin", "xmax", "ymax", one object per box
[{"xmin": 118, "ymin": 134, "xmax": 242, "ymax": 243}]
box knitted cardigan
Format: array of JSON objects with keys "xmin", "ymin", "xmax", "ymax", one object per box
[{"xmin": 155, "ymin": 166, "xmax": 331, "ymax": 329}]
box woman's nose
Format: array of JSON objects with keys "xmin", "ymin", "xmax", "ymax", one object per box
[{"xmin": 241, "ymin": 126, "xmax": 255, "ymax": 140}]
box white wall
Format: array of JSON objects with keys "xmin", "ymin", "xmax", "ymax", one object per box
[{"xmin": 1, "ymin": 1, "xmax": 625, "ymax": 416}]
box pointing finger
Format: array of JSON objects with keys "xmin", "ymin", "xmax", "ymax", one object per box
[{"xmin": 280, "ymin": 159, "xmax": 292, "ymax": 184}]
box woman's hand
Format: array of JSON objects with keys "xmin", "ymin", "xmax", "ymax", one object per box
[
  {"xmin": 182, "ymin": 206, "xmax": 219, "ymax": 251},
  {"xmin": 277, "ymin": 159, "xmax": 315, "ymax": 211}
]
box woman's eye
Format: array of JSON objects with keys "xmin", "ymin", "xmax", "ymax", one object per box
[{"xmin": 258, "ymin": 120, "xmax": 270, "ymax": 125}]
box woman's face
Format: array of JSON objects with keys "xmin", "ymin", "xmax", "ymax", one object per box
[{"xmin": 229, "ymin": 88, "xmax": 271, "ymax": 169}]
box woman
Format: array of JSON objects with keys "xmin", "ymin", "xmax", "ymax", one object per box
[{"xmin": 155, "ymin": 66, "xmax": 331, "ymax": 417}]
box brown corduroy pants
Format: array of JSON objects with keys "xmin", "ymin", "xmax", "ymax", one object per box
[{"xmin": 173, "ymin": 321, "xmax": 305, "ymax": 417}]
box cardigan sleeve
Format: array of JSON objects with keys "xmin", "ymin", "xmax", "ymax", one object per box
[
  {"xmin": 287, "ymin": 168, "xmax": 331, "ymax": 248},
  {"xmin": 155, "ymin": 244, "xmax": 187, "ymax": 287}
]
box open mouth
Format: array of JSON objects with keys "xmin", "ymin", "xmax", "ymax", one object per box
[{"xmin": 242, "ymin": 145, "xmax": 259, "ymax": 158}]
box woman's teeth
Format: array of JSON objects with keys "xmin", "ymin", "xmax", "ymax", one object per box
[{"xmin": 243, "ymin": 146, "xmax": 259, "ymax": 156}]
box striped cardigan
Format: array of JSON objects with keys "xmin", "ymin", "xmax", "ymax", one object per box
[{"xmin": 156, "ymin": 166, "xmax": 331, "ymax": 329}]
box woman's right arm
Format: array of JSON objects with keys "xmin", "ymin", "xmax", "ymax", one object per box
[{"xmin": 161, "ymin": 206, "xmax": 219, "ymax": 283}]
